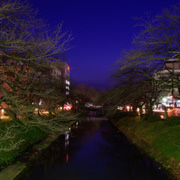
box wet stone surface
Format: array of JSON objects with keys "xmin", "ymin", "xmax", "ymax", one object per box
[{"xmin": 19, "ymin": 119, "xmax": 170, "ymax": 180}]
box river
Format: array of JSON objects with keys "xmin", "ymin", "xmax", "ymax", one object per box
[{"xmin": 19, "ymin": 118, "xmax": 170, "ymax": 180}]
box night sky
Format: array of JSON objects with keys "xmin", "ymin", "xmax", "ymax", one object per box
[{"xmin": 31, "ymin": 0, "xmax": 179, "ymax": 90}]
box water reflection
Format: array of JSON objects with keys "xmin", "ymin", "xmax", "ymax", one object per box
[
  {"xmin": 65, "ymin": 131, "xmax": 70, "ymax": 147},
  {"xmin": 66, "ymin": 153, "xmax": 69, "ymax": 163},
  {"xmin": 65, "ymin": 130, "xmax": 69, "ymax": 164},
  {"xmin": 19, "ymin": 120, "xmax": 170, "ymax": 180}
]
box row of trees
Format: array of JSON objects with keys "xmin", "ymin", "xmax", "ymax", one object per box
[
  {"xmin": 71, "ymin": 83, "xmax": 101, "ymax": 110},
  {"xmin": 0, "ymin": 0, "xmax": 75, "ymax": 151},
  {"xmin": 0, "ymin": 0, "xmax": 72, "ymax": 118},
  {"xmin": 0, "ymin": 1, "xmax": 102, "ymax": 152},
  {"xmin": 102, "ymin": 4, "xmax": 180, "ymax": 117}
]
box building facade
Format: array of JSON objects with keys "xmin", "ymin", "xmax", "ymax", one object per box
[
  {"xmin": 49, "ymin": 62, "xmax": 70, "ymax": 95},
  {"xmin": 0, "ymin": 52, "xmax": 71, "ymax": 118},
  {"xmin": 154, "ymin": 59, "xmax": 180, "ymax": 108}
]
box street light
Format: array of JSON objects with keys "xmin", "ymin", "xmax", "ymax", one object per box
[{"xmin": 162, "ymin": 97, "xmax": 167, "ymax": 103}]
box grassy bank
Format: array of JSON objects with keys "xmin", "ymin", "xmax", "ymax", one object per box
[
  {"xmin": 0, "ymin": 111, "xmax": 79, "ymax": 170},
  {"xmin": 0, "ymin": 123, "xmax": 47, "ymax": 169},
  {"xmin": 111, "ymin": 115, "xmax": 180, "ymax": 179}
]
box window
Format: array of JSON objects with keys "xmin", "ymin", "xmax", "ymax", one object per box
[{"xmin": 65, "ymin": 80, "xmax": 70, "ymax": 85}]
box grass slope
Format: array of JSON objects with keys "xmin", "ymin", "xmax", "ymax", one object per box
[
  {"xmin": 0, "ymin": 122, "xmax": 47, "ymax": 169},
  {"xmin": 112, "ymin": 115, "xmax": 180, "ymax": 179}
]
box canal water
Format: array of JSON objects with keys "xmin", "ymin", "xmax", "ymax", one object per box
[{"xmin": 19, "ymin": 119, "xmax": 170, "ymax": 180}]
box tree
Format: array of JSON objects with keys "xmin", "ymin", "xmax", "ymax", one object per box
[
  {"xmin": 134, "ymin": 5, "xmax": 180, "ymax": 61},
  {"xmin": 71, "ymin": 83, "xmax": 101, "ymax": 110},
  {"xmin": 113, "ymin": 49, "xmax": 164, "ymax": 114},
  {"xmin": 0, "ymin": 0, "xmax": 72, "ymax": 120},
  {"xmin": 0, "ymin": 0, "xmax": 75, "ymax": 152},
  {"xmin": 111, "ymin": 4, "xmax": 180, "ymax": 116},
  {"xmin": 133, "ymin": 5, "xmax": 180, "ymax": 94}
]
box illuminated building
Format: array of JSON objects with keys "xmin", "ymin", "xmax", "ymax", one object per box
[
  {"xmin": 154, "ymin": 59, "xmax": 180, "ymax": 108},
  {"xmin": 49, "ymin": 62, "xmax": 70, "ymax": 95},
  {"xmin": 0, "ymin": 52, "xmax": 71, "ymax": 117}
]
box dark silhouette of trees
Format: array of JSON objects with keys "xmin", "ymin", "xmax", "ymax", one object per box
[
  {"xmin": 107, "ymin": 4, "xmax": 180, "ymax": 117},
  {"xmin": 0, "ymin": 0, "xmax": 74, "ymax": 151},
  {"xmin": 71, "ymin": 83, "xmax": 101, "ymax": 110}
]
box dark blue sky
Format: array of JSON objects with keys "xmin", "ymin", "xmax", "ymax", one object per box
[{"xmin": 31, "ymin": 0, "xmax": 179, "ymax": 90}]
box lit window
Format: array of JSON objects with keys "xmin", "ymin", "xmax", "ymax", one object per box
[{"xmin": 65, "ymin": 80, "xmax": 70, "ymax": 85}]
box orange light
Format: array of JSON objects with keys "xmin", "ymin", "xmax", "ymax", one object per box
[
  {"xmin": 67, "ymin": 66, "xmax": 70, "ymax": 71},
  {"xmin": 160, "ymin": 115, "xmax": 165, "ymax": 119},
  {"xmin": 126, "ymin": 106, "xmax": 130, "ymax": 111}
]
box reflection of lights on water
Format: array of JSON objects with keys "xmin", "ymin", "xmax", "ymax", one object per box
[
  {"xmin": 65, "ymin": 129, "xmax": 70, "ymax": 163},
  {"xmin": 65, "ymin": 140, "xmax": 69, "ymax": 147},
  {"xmin": 65, "ymin": 133, "xmax": 69, "ymax": 141},
  {"xmin": 66, "ymin": 153, "xmax": 69, "ymax": 163},
  {"xmin": 65, "ymin": 131, "xmax": 69, "ymax": 148}
]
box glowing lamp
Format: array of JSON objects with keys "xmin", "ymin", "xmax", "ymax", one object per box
[
  {"xmin": 160, "ymin": 115, "xmax": 165, "ymax": 119},
  {"xmin": 67, "ymin": 66, "xmax": 70, "ymax": 71},
  {"xmin": 126, "ymin": 106, "xmax": 130, "ymax": 111},
  {"xmin": 63, "ymin": 105, "xmax": 72, "ymax": 111},
  {"xmin": 162, "ymin": 97, "xmax": 167, "ymax": 102}
]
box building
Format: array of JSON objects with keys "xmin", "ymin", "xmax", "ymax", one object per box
[
  {"xmin": 0, "ymin": 52, "xmax": 71, "ymax": 118},
  {"xmin": 50, "ymin": 62, "xmax": 70, "ymax": 95},
  {"xmin": 154, "ymin": 59, "xmax": 180, "ymax": 108}
]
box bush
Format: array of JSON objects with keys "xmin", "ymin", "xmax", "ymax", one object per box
[
  {"xmin": 164, "ymin": 116, "xmax": 180, "ymax": 126},
  {"xmin": 0, "ymin": 123, "xmax": 47, "ymax": 169},
  {"xmin": 142, "ymin": 114, "xmax": 161, "ymax": 122},
  {"xmin": 77, "ymin": 110, "xmax": 88, "ymax": 118},
  {"xmin": 108, "ymin": 111, "xmax": 137, "ymax": 119}
]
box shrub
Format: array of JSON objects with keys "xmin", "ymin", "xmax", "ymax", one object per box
[
  {"xmin": 164, "ymin": 116, "xmax": 180, "ymax": 126},
  {"xmin": 143, "ymin": 114, "xmax": 161, "ymax": 122},
  {"xmin": 108, "ymin": 111, "xmax": 137, "ymax": 119}
]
